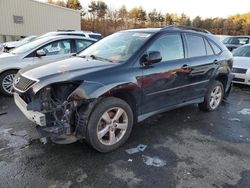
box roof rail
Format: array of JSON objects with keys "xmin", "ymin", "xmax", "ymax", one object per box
[{"xmin": 163, "ymin": 25, "xmax": 211, "ymax": 34}]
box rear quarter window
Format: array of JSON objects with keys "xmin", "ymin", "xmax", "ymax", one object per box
[{"xmin": 208, "ymin": 40, "xmax": 222, "ymax": 55}]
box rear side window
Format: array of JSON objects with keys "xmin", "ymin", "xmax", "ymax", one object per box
[
  {"xmin": 186, "ymin": 34, "xmax": 206, "ymax": 58},
  {"xmin": 204, "ymin": 39, "xmax": 214, "ymax": 56},
  {"xmin": 209, "ymin": 40, "xmax": 222, "ymax": 55},
  {"xmin": 147, "ymin": 34, "xmax": 184, "ymax": 62}
]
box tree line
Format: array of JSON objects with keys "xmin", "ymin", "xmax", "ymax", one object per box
[{"xmin": 48, "ymin": 0, "xmax": 250, "ymax": 36}]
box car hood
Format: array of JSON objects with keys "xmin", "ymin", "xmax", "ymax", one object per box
[
  {"xmin": 20, "ymin": 57, "xmax": 116, "ymax": 93},
  {"xmin": 233, "ymin": 57, "xmax": 250, "ymax": 69}
]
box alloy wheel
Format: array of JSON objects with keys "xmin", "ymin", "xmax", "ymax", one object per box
[
  {"xmin": 209, "ymin": 86, "xmax": 222, "ymax": 110},
  {"xmin": 96, "ymin": 107, "xmax": 128, "ymax": 146},
  {"xmin": 2, "ymin": 73, "xmax": 16, "ymax": 94}
]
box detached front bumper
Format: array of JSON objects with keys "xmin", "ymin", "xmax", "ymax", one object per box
[{"xmin": 14, "ymin": 93, "xmax": 46, "ymax": 126}]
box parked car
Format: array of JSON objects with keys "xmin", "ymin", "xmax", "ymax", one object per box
[
  {"xmin": 222, "ymin": 36, "xmax": 250, "ymax": 51},
  {"xmin": 0, "ymin": 35, "xmax": 96, "ymax": 96},
  {"xmin": 232, "ymin": 44, "xmax": 250, "ymax": 85},
  {"xmin": 38, "ymin": 30, "xmax": 103, "ymax": 40},
  {"xmin": 13, "ymin": 26, "xmax": 233, "ymax": 152},
  {"xmin": 2, "ymin": 35, "xmax": 37, "ymax": 51}
]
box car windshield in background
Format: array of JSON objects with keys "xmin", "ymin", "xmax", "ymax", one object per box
[
  {"xmin": 79, "ymin": 31, "xmax": 152, "ymax": 63},
  {"xmin": 233, "ymin": 46, "xmax": 250, "ymax": 57},
  {"xmin": 10, "ymin": 37, "xmax": 49, "ymax": 54},
  {"xmin": 223, "ymin": 37, "xmax": 249, "ymax": 45}
]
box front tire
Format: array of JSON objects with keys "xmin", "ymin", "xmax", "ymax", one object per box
[
  {"xmin": 199, "ymin": 81, "xmax": 224, "ymax": 112},
  {"xmin": 0, "ymin": 70, "xmax": 17, "ymax": 96},
  {"xmin": 85, "ymin": 97, "xmax": 133, "ymax": 152}
]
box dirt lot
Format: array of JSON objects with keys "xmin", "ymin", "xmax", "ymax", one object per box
[{"xmin": 0, "ymin": 85, "xmax": 250, "ymax": 188}]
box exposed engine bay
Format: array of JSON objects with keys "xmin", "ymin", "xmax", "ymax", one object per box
[{"xmin": 18, "ymin": 82, "xmax": 93, "ymax": 144}]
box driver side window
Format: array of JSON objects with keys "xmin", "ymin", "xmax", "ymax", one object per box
[
  {"xmin": 39, "ymin": 40, "xmax": 71, "ymax": 56},
  {"xmin": 147, "ymin": 34, "xmax": 184, "ymax": 62}
]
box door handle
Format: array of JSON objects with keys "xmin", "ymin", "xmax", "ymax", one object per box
[
  {"xmin": 181, "ymin": 64, "xmax": 189, "ymax": 70},
  {"xmin": 213, "ymin": 60, "xmax": 218, "ymax": 65}
]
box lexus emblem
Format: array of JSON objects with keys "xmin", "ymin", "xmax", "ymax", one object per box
[{"xmin": 14, "ymin": 77, "xmax": 21, "ymax": 85}]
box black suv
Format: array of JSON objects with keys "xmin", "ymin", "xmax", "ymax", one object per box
[{"xmin": 13, "ymin": 26, "xmax": 233, "ymax": 152}]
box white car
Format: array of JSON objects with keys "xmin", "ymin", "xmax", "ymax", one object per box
[
  {"xmin": 0, "ymin": 35, "xmax": 96, "ymax": 96},
  {"xmin": 2, "ymin": 36, "xmax": 37, "ymax": 51},
  {"xmin": 232, "ymin": 44, "xmax": 250, "ymax": 85}
]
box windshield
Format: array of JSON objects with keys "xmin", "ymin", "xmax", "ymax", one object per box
[
  {"xmin": 10, "ymin": 37, "xmax": 50, "ymax": 54},
  {"xmin": 223, "ymin": 37, "xmax": 249, "ymax": 45},
  {"xmin": 233, "ymin": 46, "xmax": 250, "ymax": 57},
  {"xmin": 79, "ymin": 31, "xmax": 152, "ymax": 63}
]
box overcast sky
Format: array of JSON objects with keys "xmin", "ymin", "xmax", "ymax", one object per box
[{"xmin": 40, "ymin": 0, "xmax": 250, "ymax": 19}]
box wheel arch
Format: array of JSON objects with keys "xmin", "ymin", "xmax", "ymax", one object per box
[
  {"xmin": 213, "ymin": 64, "xmax": 232, "ymax": 92},
  {"xmin": 0, "ymin": 68, "xmax": 19, "ymax": 76},
  {"xmin": 109, "ymin": 91, "xmax": 138, "ymax": 123},
  {"xmin": 68, "ymin": 81, "xmax": 140, "ymax": 123}
]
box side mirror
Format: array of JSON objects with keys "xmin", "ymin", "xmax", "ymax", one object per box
[
  {"xmin": 36, "ymin": 49, "xmax": 46, "ymax": 57},
  {"xmin": 140, "ymin": 51, "xmax": 162, "ymax": 66}
]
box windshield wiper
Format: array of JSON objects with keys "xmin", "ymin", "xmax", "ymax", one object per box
[
  {"xmin": 89, "ymin": 55, "xmax": 114, "ymax": 63},
  {"xmin": 77, "ymin": 54, "xmax": 114, "ymax": 63}
]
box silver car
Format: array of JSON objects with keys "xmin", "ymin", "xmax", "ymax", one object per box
[
  {"xmin": 0, "ymin": 35, "xmax": 96, "ymax": 96},
  {"xmin": 232, "ymin": 44, "xmax": 250, "ymax": 85}
]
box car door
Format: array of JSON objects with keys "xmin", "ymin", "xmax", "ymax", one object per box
[
  {"xmin": 184, "ymin": 33, "xmax": 220, "ymax": 100},
  {"xmin": 32, "ymin": 39, "xmax": 74, "ymax": 64},
  {"xmin": 139, "ymin": 33, "xmax": 192, "ymax": 114}
]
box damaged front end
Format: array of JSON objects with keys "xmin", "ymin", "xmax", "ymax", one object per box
[{"xmin": 14, "ymin": 81, "xmax": 95, "ymax": 144}]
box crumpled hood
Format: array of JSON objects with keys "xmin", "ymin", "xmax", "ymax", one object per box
[
  {"xmin": 4, "ymin": 41, "xmax": 22, "ymax": 48},
  {"xmin": 20, "ymin": 56, "xmax": 116, "ymax": 93},
  {"xmin": 233, "ymin": 57, "xmax": 250, "ymax": 69}
]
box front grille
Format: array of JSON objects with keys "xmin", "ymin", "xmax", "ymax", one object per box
[
  {"xmin": 232, "ymin": 68, "xmax": 247, "ymax": 74},
  {"xmin": 14, "ymin": 75, "xmax": 37, "ymax": 92},
  {"xmin": 233, "ymin": 78, "xmax": 245, "ymax": 82}
]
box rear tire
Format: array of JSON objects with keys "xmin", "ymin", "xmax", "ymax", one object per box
[
  {"xmin": 199, "ymin": 81, "xmax": 224, "ymax": 112},
  {"xmin": 85, "ymin": 97, "xmax": 133, "ymax": 152},
  {"xmin": 0, "ymin": 70, "xmax": 17, "ymax": 96}
]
